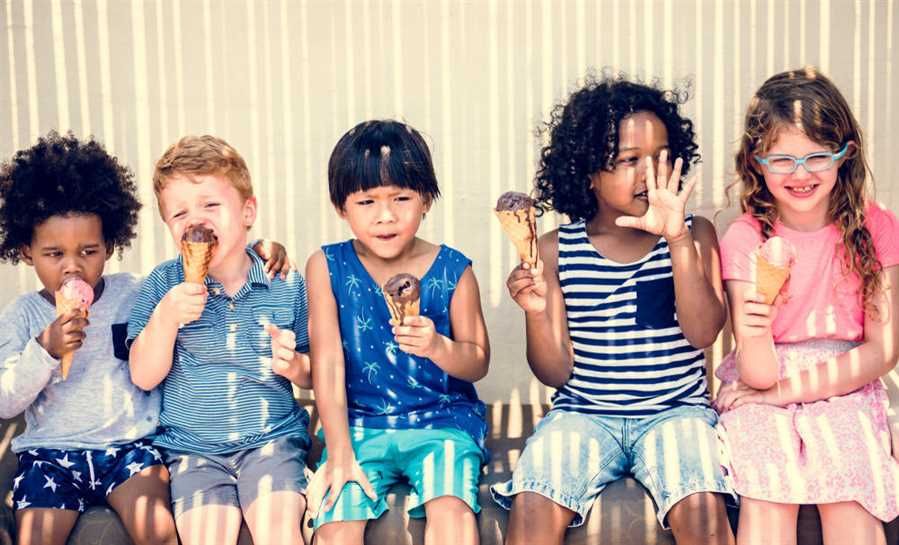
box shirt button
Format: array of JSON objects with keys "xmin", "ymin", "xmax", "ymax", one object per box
[
  {"xmin": 228, "ymin": 302, "xmax": 236, "ymax": 311},
  {"xmin": 229, "ymin": 324, "xmax": 237, "ymax": 332}
]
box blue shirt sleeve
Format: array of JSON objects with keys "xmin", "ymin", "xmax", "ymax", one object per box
[{"xmin": 125, "ymin": 264, "xmax": 170, "ymax": 348}]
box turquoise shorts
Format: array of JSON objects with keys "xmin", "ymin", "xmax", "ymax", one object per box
[{"xmin": 313, "ymin": 427, "xmax": 484, "ymax": 529}]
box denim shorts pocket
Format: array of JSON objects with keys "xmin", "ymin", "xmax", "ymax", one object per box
[{"xmin": 634, "ymin": 277, "xmax": 677, "ymax": 329}]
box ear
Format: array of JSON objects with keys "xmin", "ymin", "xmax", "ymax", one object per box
[
  {"xmin": 842, "ymin": 140, "xmax": 858, "ymax": 161},
  {"xmin": 243, "ymin": 196, "xmax": 258, "ymax": 228},
  {"xmin": 20, "ymin": 245, "xmax": 34, "ymax": 266},
  {"xmin": 421, "ymin": 196, "xmax": 433, "ymax": 215},
  {"xmin": 105, "ymin": 243, "xmax": 115, "ymax": 260}
]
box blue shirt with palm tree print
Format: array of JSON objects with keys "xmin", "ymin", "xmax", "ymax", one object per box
[{"xmin": 324, "ymin": 240, "xmax": 487, "ymax": 452}]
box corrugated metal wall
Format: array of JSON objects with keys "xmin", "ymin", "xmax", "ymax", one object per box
[{"xmin": 1, "ymin": 0, "xmax": 896, "ymax": 403}]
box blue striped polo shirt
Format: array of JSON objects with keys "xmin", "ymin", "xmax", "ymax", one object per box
[
  {"xmin": 552, "ymin": 216, "xmax": 710, "ymax": 416},
  {"xmin": 126, "ymin": 249, "xmax": 311, "ymax": 454}
]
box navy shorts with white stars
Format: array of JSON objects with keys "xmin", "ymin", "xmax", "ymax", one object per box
[{"xmin": 11, "ymin": 439, "xmax": 164, "ymax": 512}]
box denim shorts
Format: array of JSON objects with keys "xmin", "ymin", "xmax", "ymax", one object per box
[
  {"xmin": 164, "ymin": 435, "xmax": 309, "ymax": 518},
  {"xmin": 491, "ymin": 405, "xmax": 735, "ymax": 529},
  {"xmin": 313, "ymin": 427, "xmax": 484, "ymax": 529}
]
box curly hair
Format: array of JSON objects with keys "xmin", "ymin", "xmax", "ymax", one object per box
[
  {"xmin": 534, "ymin": 72, "xmax": 700, "ymax": 222},
  {"xmin": 0, "ymin": 131, "xmax": 141, "ymax": 263},
  {"xmin": 733, "ymin": 67, "xmax": 881, "ymax": 317}
]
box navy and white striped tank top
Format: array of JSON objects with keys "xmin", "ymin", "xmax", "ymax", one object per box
[{"xmin": 552, "ymin": 216, "xmax": 710, "ymax": 416}]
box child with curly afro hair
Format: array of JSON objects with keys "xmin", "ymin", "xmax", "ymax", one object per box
[
  {"xmin": 491, "ymin": 74, "xmax": 736, "ymax": 545},
  {"xmin": 0, "ymin": 131, "xmax": 180, "ymax": 545}
]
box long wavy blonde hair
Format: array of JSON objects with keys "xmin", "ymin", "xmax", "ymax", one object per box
[{"xmin": 733, "ymin": 67, "xmax": 882, "ymax": 317}]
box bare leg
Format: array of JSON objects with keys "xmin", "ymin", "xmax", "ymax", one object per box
[
  {"xmin": 423, "ymin": 496, "xmax": 478, "ymax": 545},
  {"xmin": 14, "ymin": 508, "xmax": 79, "ymax": 545},
  {"xmin": 244, "ymin": 491, "xmax": 306, "ymax": 545},
  {"xmin": 107, "ymin": 464, "xmax": 178, "ymax": 545},
  {"xmin": 504, "ymin": 492, "xmax": 576, "ymax": 545},
  {"xmin": 666, "ymin": 492, "xmax": 734, "ymax": 545},
  {"xmin": 312, "ymin": 520, "xmax": 366, "ymax": 545},
  {"xmin": 175, "ymin": 504, "xmax": 243, "ymax": 545},
  {"xmin": 818, "ymin": 501, "xmax": 886, "ymax": 545},
  {"xmin": 735, "ymin": 498, "xmax": 798, "ymax": 545}
]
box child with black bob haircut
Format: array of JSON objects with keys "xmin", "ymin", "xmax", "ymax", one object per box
[
  {"xmin": 307, "ymin": 120, "xmax": 490, "ymax": 545},
  {"xmin": 0, "ymin": 131, "xmax": 178, "ymax": 545},
  {"xmin": 491, "ymin": 74, "xmax": 736, "ymax": 545}
]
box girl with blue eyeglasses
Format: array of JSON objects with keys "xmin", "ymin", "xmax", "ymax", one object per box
[{"xmin": 715, "ymin": 67, "xmax": 899, "ymax": 545}]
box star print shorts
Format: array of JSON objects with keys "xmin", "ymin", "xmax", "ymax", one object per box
[
  {"xmin": 12, "ymin": 439, "xmax": 163, "ymax": 512},
  {"xmin": 313, "ymin": 427, "xmax": 484, "ymax": 529}
]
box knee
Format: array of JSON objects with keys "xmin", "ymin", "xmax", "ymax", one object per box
[
  {"xmin": 425, "ymin": 496, "xmax": 475, "ymax": 523},
  {"xmin": 667, "ymin": 492, "xmax": 732, "ymax": 543}
]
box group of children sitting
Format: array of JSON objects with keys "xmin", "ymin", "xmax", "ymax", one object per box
[{"xmin": 1, "ymin": 66, "xmax": 898, "ymax": 545}]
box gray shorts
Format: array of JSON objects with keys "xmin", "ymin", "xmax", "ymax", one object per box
[{"xmin": 164, "ymin": 435, "xmax": 309, "ymax": 518}]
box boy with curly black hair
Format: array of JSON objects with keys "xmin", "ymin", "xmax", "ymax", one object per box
[
  {"xmin": 0, "ymin": 131, "xmax": 178, "ymax": 545},
  {"xmin": 490, "ymin": 75, "xmax": 736, "ymax": 545}
]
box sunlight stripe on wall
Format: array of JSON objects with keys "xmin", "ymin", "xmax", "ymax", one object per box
[
  {"xmin": 130, "ymin": 1, "xmax": 155, "ymax": 271},
  {"xmin": 50, "ymin": 0, "xmax": 70, "ymax": 131},
  {"xmin": 279, "ymin": 0, "xmax": 298, "ymax": 257}
]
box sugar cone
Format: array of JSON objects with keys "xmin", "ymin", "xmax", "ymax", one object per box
[
  {"xmin": 495, "ymin": 207, "xmax": 538, "ymax": 267},
  {"xmin": 54, "ymin": 296, "xmax": 88, "ymax": 380},
  {"xmin": 756, "ymin": 255, "xmax": 790, "ymax": 304},
  {"xmin": 181, "ymin": 240, "xmax": 214, "ymax": 283},
  {"xmin": 383, "ymin": 293, "xmax": 420, "ymax": 326}
]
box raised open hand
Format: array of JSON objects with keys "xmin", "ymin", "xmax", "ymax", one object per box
[{"xmin": 615, "ymin": 150, "xmax": 696, "ymax": 242}]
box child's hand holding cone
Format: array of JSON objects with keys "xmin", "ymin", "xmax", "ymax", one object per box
[{"xmin": 53, "ymin": 277, "xmax": 94, "ymax": 379}]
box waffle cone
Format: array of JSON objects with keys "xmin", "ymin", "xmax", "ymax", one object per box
[
  {"xmin": 181, "ymin": 240, "xmax": 214, "ymax": 283},
  {"xmin": 55, "ymin": 295, "xmax": 88, "ymax": 380},
  {"xmin": 495, "ymin": 207, "xmax": 538, "ymax": 267},
  {"xmin": 383, "ymin": 293, "xmax": 420, "ymax": 326},
  {"xmin": 756, "ymin": 255, "xmax": 790, "ymax": 304}
]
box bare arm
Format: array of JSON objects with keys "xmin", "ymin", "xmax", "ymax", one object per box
[
  {"xmin": 129, "ymin": 282, "xmax": 207, "ymax": 391},
  {"xmin": 505, "ymin": 230, "xmax": 573, "ymax": 387},
  {"xmin": 726, "ymin": 279, "xmax": 781, "ymax": 389},
  {"xmin": 772, "ymin": 265, "xmax": 899, "ymax": 403},
  {"xmin": 669, "ymin": 216, "xmax": 726, "ymax": 348},
  {"xmin": 306, "ymin": 250, "xmax": 376, "ymax": 510},
  {"xmin": 396, "ymin": 266, "xmax": 490, "ymax": 382}
]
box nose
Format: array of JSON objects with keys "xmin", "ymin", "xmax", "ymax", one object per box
[
  {"xmin": 376, "ymin": 202, "xmax": 396, "ymax": 223},
  {"xmin": 61, "ymin": 255, "xmax": 83, "ymax": 277},
  {"xmin": 792, "ymin": 162, "xmax": 812, "ymax": 179}
]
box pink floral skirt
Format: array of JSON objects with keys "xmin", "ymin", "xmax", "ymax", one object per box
[{"xmin": 716, "ymin": 339, "xmax": 899, "ymax": 521}]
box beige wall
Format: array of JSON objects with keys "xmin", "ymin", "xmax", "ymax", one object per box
[{"xmin": 1, "ymin": 0, "xmax": 897, "ymax": 404}]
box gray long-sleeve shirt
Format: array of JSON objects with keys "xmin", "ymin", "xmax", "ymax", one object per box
[{"xmin": 0, "ymin": 273, "xmax": 160, "ymax": 452}]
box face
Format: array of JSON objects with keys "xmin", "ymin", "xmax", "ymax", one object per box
[
  {"xmin": 756, "ymin": 125, "xmax": 844, "ymax": 227},
  {"xmin": 593, "ymin": 111, "xmax": 671, "ymax": 221},
  {"xmin": 21, "ymin": 213, "xmax": 110, "ymax": 296},
  {"xmin": 338, "ymin": 185, "xmax": 430, "ymax": 260},
  {"xmin": 159, "ymin": 174, "xmax": 256, "ymax": 270}
]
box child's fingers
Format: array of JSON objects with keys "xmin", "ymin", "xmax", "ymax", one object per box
[
  {"xmin": 657, "ymin": 149, "xmax": 669, "ymax": 188},
  {"xmin": 645, "ymin": 156, "xmax": 657, "ymax": 194},
  {"xmin": 614, "ymin": 215, "xmax": 641, "ymax": 229},
  {"xmin": 354, "ymin": 470, "xmax": 378, "ymax": 502},
  {"xmin": 678, "ymin": 170, "xmax": 696, "ymax": 201},
  {"xmin": 320, "ymin": 477, "xmax": 344, "ymax": 512}
]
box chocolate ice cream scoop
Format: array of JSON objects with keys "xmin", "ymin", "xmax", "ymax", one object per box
[
  {"xmin": 495, "ymin": 191, "xmax": 535, "ymax": 212},
  {"xmin": 182, "ymin": 224, "xmax": 217, "ymax": 244},
  {"xmin": 383, "ymin": 273, "xmax": 420, "ymax": 303}
]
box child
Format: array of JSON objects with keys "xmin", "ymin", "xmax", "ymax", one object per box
[
  {"xmin": 307, "ymin": 120, "xmax": 490, "ymax": 545},
  {"xmin": 714, "ymin": 67, "xmax": 899, "ymax": 545},
  {"xmin": 127, "ymin": 135, "xmax": 311, "ymax": 545},
  {"xmin": 491, "ymin": 76, "xmax": 736, "ymax": 545},
  {"xmin": 0, "ymin": 132, "xmax": 178, "ymax": 545}
]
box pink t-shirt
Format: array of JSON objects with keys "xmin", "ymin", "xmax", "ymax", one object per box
[{"xmin": 720, "ymin": 203, "xmax": 899, "ymax": 343}]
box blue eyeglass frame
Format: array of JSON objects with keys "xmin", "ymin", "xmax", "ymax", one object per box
[{"xmin": 754, "ymin": 143, "xmax": 849, "ymax": 173}]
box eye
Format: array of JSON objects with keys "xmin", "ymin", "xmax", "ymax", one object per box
[
  {"xmin": 81, "ymin": 249, "xmax": 97, "ymax": 256},
  {"xmin": 395, "ymin": 195, "xmax": 411, "ymax": 202},
  {"xmin": 617, "ymin": 157, "xmax": 639, "ymax": 166},
  {"xmin": 357, "ymin": 199, "xmax": 374, "ymax": 206},
  {"xmin": 171, "ymin": 211, "xmax": 186, "ymax": 220},
  {"xmin": 204, "ymin": 202, "xmax": 220, "ymax": 209},
  {"xmin": 44, "ymin": 250, "xmax": 62, "ymax": 258}
]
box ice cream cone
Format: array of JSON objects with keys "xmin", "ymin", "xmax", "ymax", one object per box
[
  {"xmin": 383, "ymin": 273, "xmax": 421, "ymax": 326},
  {"xmin": 756, "ymin": 256, "xmax": 791, "ymax": 305},
  {"xmin": 755, "ymin": 236, "xmax": 796, "ymax": 305},
  {"xmin": 181, "ymin": 240, "xmax": 215, "ymax": 284},
  {"xmin": 495, "ymin": 208, "xmax": 538, "ymax": 267},
  {"xmin": 55, "ymin": 278, "xmax": 94, "ymax": 380}
]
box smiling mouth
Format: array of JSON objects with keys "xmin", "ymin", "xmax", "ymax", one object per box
[
  {"xmin": 375, "ymin": 234, "xmax": 398, "ymax": 241},
  {"xmin": 634, "ymin": 191, "xmax": 648, "ymax": 200},
  {"xmin": 785, "ymin": 184, "xmax": 818, "ymax": 196}
]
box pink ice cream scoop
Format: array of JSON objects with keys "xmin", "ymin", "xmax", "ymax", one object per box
[
  {"xmin": 58, "ymin": 277, "xmax": 95, "ymax": 309},
  {"xmin": 758, "ymin": 236, "xmax": 796, "ymax": 268}
]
